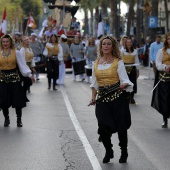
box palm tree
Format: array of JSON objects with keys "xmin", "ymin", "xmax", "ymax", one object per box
[
  {"xmin": 164, "ymin": 0, "xmax": 169, "ymax": 32},
  {"xmin": 79, "ymin": 0, "xmax": 101, "ymax": 35},
  {"xmin": 126, "ymin": 0, "xmax": 135, "ymax": 36},
  {"xmin": 150, "ymin": 0, "xmax": 158, "ymax": 41}
]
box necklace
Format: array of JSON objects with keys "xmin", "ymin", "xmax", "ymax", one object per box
[
  {"xmin": 101, "ymin": 57, "xmax": 113, "ymax": 65},
  {"xmin": 1, "ymin": 50, "xmax": 11, "ymax": 57}
]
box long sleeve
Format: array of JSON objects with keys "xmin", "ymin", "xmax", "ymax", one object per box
[
  {"xmin": 150, "ymin": 43, "xmax": 154, "ymax": 62},
  {"xmin": 90, "ymin": 60, "xmax": 134, "ymax": 92},
  {"xmin": 16, "ymin": 50, "xmax": 32, "ymax": 77},
  {"xmin": 70, "ymin": 44, "xmax": 74, "ymax": 58},
  {"xmin": 90, "ymin": 62, "xmax": 98, "ymax": 90},
  {"xmin": 58, "ymin": 44, "xmax": 63, "ymax": 61},
  {"xmin": 118, "ymin": 60, "xmax": 134, "ymax": 92},
  {"xmin": 156, "ymin": 49, "xmax": 166, "ymax": 71}
]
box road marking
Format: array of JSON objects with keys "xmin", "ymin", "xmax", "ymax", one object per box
[{"xmin": 60, "ymin": 86, "xmax": 102, "ymax": 170}]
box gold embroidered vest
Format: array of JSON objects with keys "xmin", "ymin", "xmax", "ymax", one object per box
[
  {"xmin": 162, "ymin": 49, "xmax": 170, "ymax": 65},
  {"xmin": 25, "ymin": 48, "xmax": 34, "ymax": 62},
  {"xmin": 46, "ymin": 44, "xmax": 59, "ymax": 56},
  {"xmin": 122, "ymin": 54, "xmax": 135, "ymax": 64},
  {"xmin": 94, "ymin": 58, "xmax": 119, "ymax": 87},
  {"xmin": 0, "ymin": 49, "xmax": 17, "ymax": 70}
]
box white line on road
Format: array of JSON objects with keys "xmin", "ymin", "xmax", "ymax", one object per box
[{"xmin": 60, "ymin": 86, "xmax": 102, "ymax": 170}]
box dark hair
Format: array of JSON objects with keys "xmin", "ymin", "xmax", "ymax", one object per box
[
  {"xmin": 61, "ymin": 38, "xmax": 67, "ymax": 42},
  {"xmin": 49, "ymin": 34, "xmax": 58, "ymax": 43},
  {"xmin": 125, "ymin": 38, "xmax": 134, "ymax": 53},
  {"xmin": 156, "ymin": 35, "xmax": 161, "ymax": 39},
  {"xmin": 163, "ymin": 32, "xmax": 170, "ymax": 50}
]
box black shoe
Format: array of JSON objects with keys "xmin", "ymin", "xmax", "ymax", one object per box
[
  {"xmin": 53, "ymin": 87, "xmax": 57, "ymax": 90},
  {"xmin": 130, "ymin": 98, "xmax": 136, "ymax": 104},
  {"xmin": 48, "ymin": 85, "xmax": 51, "ymax": 90},
  {"xmin": 36, "ymin": 78, "xmax": 40, "ymax": 81},
  {"xmin": 103, "ymin": 149, "xmax": 114, "ymax": 163},
  {"xmin": 17, "ymin": 119, "xmax": 23, "ymax": 127},
  {"xmin": 162, "ymin": 121, "xmax": 168, "ymax": 128},
  {"xmin": 4, "ymin": 119, "xmax": 10, "ymax": 127},
  {"xmin": 119, "ymin": 151, "xmax": 128, "ymax": 163}
]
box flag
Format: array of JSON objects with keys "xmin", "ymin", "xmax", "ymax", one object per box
[
  {"xmin": 97, "ymin": 12, "xmax": 104, "ymax": 37},
  {"xmin": 27, "ymin": 13, "xmax": 36, "ymax": 29},
  {"xmin": 0, "ymin": 7, "xmax": 7, "ymax": 37}
]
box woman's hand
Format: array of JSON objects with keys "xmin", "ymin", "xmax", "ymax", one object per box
[
  {"xmin": 31, "ymin": 77, "xmax": 35, "ymax": 83},
  {"xmin": 88, "ymin": 98, "xmax": 96, "ymax": 106},
  {"xmin": 119, "ymin": 83, "xmax": 128, "ymax": 90},
  {"xmin": 32, "ymin": 68, "xmax": 36, "ymax": 74},
  {"xmin": 165, "ymin": 65, "xmax": 170, "ymax": 73}
]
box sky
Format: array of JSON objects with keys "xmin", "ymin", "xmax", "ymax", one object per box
[{"xmin": 74, "ymin": 1, "xmax": 128, "ymax": 20}]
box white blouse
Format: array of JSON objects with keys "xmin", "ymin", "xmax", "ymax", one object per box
[
  {"xmin": 44, "ymin": 43, "xmax": 63, "ymax": 61},
  {"xmin": 121, "ymin": 49, "xmax": 140, "ymax": 65},
  {"xmin": 20, "ymin": 47, "xmax": 35, "ymax": 67},
  {"xmin": 90, "ymin": 60, "xmax": 134, "ymax": 92},
  {"xmin": 16, "ymin": 50, "xmax": 32, "ymax": 78},
  {"xmin": 156, "ymin": 48, "xmax": 170, "ymax": 71}
]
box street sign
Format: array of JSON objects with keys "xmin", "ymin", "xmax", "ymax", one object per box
[{"xmin": 148, "ymin": 16, "xmax": 157, "ymax": 28}]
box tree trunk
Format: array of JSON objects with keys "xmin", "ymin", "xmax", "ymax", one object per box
[
  {"xmin": 109, "ymin": 0, "xmax": 114, "ymax": 35},
  {"xmin": 144, "ymin": 11, "xmax": 150, "ymax": 38},
  {"xmin": 84, "ymin": 8, "xmax": 89, "ymax": 35},
  {"xmin": 127, "ymin": 0, "xmax": 135, "ymax": 36},
  {"xmin": 150, "ymin": 0, "xmax": 158, "ymax": 41},
  {"xmin": 101, "ymin": 0, "xmax": 107, "ymax": 35},
  {"xmin": 95, "ymin": 7, "xmax": 99, "ymax": 37},
  {"xmin": 89, "ymin": 8, "xmax": 94, "ymax": 35},
  {"xmin": 164, "ymin": 0, "xmax": 169, "ymax": 32},
  {"xmin": 136, "ymin": 0, "xmax": 141, "ymax": 44}
]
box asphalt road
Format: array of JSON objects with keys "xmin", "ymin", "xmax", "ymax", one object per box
[{"xmin": 0, "ymin": 66, "xmax": 170, "ymax": 170}]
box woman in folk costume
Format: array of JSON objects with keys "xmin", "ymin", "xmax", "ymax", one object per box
[
  {"xmin": 121, "ymin": 38, "xmax": 140, "ymax": 104},
  {"xmin": 119, "ymin": 35, "xmax": 128, "ymax": 51},
  {"xmin": 57, "ymin": 34, "xmax": 69, "ymax": 85},
  {"xmin": 44, "ymin": 34, "xmax": 63, "ymax": 90},
  {"xmin": 20, "ymin": 36, "xmax": 36, "ymax": 100},
  {"xmin": 151, "ymin": 32, "xmax": 170, "ymax": 128},
  {"xmin": 0, "ymin": 34, "xmax": 34, "ymax": 127},
  {"xmin": 89, "ymin": 36, "xmax": 133, "ymax": 164}
]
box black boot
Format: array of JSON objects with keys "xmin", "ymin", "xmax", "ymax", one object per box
[
  {"xmin": 130, "ymin": 92, "xmax": 136, "ymax": 104},
  {"xmin": 100, "ymin": 131, "xmax": 114, "ymax": 163},
  {"xmin": 48, "ymin": 78, "xmax": 51, "ymax": 89},
  {"xmin": 2, "ymin": 108, "xmax": 10, "ymax": 127},
  {"xmin": 4, "ymin": 117, "xmax": 10, "ymax": 127},
  {"xmin": 48, "ymin": 84, "xmax": 51, "ymax": 90},
  {"xmin": 53, "ymin": 85, "xmax": 57, "ymax": 90},
  {"xmin": 16, "ymin": 108, "xmax": 23, "ymax": 127},
  {"xmin": 103, "ymin": 147, "xmax": 114, "ymax": 163},
  {"xmin": 118, "ymin": 131, "xmax": 128, "ymax": 163},
  {"xmin": 162, "ymin": 116, "xmax": 168, "ymax": 128},
  {"xmin": 53, "ymin": 78, "xmax": 57, "ymax": 90},
  {"xmin": 119, "ymin": 149, "xmax": 128, "ymax": 163}
]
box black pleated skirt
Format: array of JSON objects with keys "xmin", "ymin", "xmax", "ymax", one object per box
[
  {"xmin": 151, "ymin": 71, "xmax": 170, "ymax": 118},
  {"xmin": 0, "ymin": 70, "xmax": 26, "ymax": 108},
  {"xmin": 95, "ymin": 91, "xmax": 131, "ymax": 135},
  {"xmin": 46, "ymin": 59, "xmax": 59, "ymax": 79}
]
